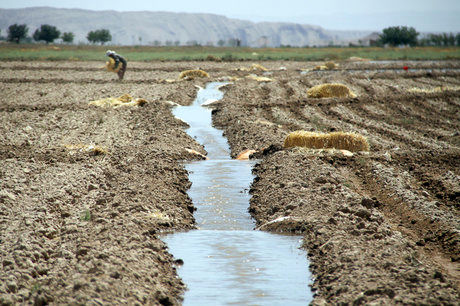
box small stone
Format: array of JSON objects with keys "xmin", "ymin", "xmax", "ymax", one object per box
[
  {"xmin": 314, "ymin": 177, "xmax": 327, "ymax": 184},
  {"xmin": 110, "ymin": 271, "xmax": 121, "ymax": 279},
  {"xmin": 433, "ymin": 270, "xmax": 445, "ymax": 282}
]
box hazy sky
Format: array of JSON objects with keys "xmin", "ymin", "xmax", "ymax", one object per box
[{"xmin": 1, "ymin": 0, "xmax": 459, "ymax": 32}]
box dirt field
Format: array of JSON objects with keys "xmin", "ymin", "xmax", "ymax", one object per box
[{"xmin": 0, "ymin": 60, "xmax": 459, "ymax": 304}]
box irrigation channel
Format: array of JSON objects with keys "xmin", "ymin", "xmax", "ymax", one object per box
[{"xmin": 162, "ymin": 82, "xmax": 312, "ymax": 305}]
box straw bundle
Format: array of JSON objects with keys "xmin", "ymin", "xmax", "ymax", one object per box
[
  {"xmin": 89, "ymin": 94, "xmax": 148, "ymax": 108},
  {"xmin": 283, "ymin": 131, "xmax": 369, "ymax": 152},
  {"xmin": 307, "ymin": 83, "xmax": 357, "ymax": 98},
  {"xmin": 179, "ymin": 69, "xmax": 210, "ymax": 79},
  {"xmin": 105, "ymin": 57, "xmax": 121, "ymax": 73},
  {"xmin": 251, "ymin": 63, "xmax": 269, "ymax": 71},
  {"xmin": 236, "ymin": 149, "xmax": 257, "ymax": 160},
  {"xmin": 312, "ymin": 61, "xmax": 338, "ymax": 71},
  {"xmin": 324, "ymin": 61, "xmax": 338, "ymax": 69},
  {"xmin": 246, "ymin": 74, "xmax": 273, "ymax": 82}
]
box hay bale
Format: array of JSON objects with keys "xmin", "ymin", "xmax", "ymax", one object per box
[
  {"xmin": 206, "ymin": 55, "xmax": 222, "ymax": 62},
  {"xmin": 251, "ymin": 63, "xmax": 269, "ymax": 71},
  {"xmin": 283, "ymin": 131, "xmax": 369, "ymax": 152},
  {"xmin": 179, "ymin": 69, "xmax": 209, "ymax": 80},
  {"xmin": 246, "ymin": 74, "xmax": 272, "ymax": 82},
  {"xmin": 312, "ymin": 61, "xmax": 338, "ymax": 71},
  {"xmin": 312, "ymin": 65, "xmax": 327, "ymax": 71},
  {"xmin": 307, "ymin": 83, "xmax": 357, "ymax": 98},
  {"xmin": 347, "ymin": 56, "xmax": 370, "ymax": 62},
  {"xmin": 89, "ymin": 94, "xmax": 147, "ymax": 108},
  {"xmin": 105, "ymin": 57, "xmax": 121, "ymax": 73},
  {"xmin": 324, "ymin": 61, "xmax": 338, "ymax": 69}
]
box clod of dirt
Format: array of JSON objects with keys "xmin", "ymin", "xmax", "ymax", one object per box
[
  {"xmin": 307, "ymin": 83, "xmax": 357, "ymax": 98},
  {"xmin": 283, "ymin": 131, "xmax": 370, "ymax": 152}
]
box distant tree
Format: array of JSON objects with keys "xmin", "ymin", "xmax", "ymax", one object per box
[
  {"xmin": 441, "ymin": 33, "xmax": 456, "ymax": 46},
  {"xmin": 456, "ymin": 33, "xmax": 460, "ymax": 46},
  {"xmin": 87, "ymin": 31, "xmax": 98, "ymax": 44},
  {"xmin": 61, "ymin": 32, "xmax": 74, "ymax": 44},
  {"xmin": 87, "ymin": 29, "xmax": 112, "ymax": 45},
  {"xmin": 227, "ymin": 38, "xmax": 240, "ymax": 47},
  {"xmin": 165, "ymin": 40, "xmax": 173, "ymax": 46},
  {"xmin": 379, "ymin": 26, "xmax": 419, "ymax": 47},
  {"xmin": 153, "ymin": 40, "xmax": 161, "ymax": 46},
  {"xmin": 7, "ymin": 24, "xmax": 28, "ymax": 44},
  {"xmin": 174, "ymin": 40, "xmax": 180, "ymax": 46},
  {"xmin": 428, "ymin": 34, "xmax": 442, "ymax": 46},
  {"xmin": 186, "ymin": 40, "xmax": 199, "ymax": 46},
  {"xmin": 217, "ymin": 39, "xmax": 225, "ymax": 47},
  {"xmin": 97, "ymin": 29, "xmax": 111, "ymax": 45},
  {"xmin": 33, "ymin": 24, "xmax": 61, "ymax": 44}
]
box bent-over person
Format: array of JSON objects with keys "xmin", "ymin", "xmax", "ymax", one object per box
[{"xmin": 105, "ymin": 50, "xmax": 127, "ymax": 80}]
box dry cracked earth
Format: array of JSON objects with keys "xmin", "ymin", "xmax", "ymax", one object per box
[{"xmin": 0, "ymin": 59, "xmax": 459, "ymax": 305}]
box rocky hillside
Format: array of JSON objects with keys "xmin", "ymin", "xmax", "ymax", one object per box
[{"xmin": 0, "ymin": 7, "xmax": 369, "ymax": 46}]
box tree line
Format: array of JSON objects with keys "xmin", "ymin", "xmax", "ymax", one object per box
[
  {"xmin": 4, "ymin": 24, "xmax": 112, "ymax": 44},
  {"xmin": 3, "ymin": 23, "xmax": 460, "ymax": 47},
  {"xmin": 377, "ymin": 26, "xmax": 460, "ymax": 47}
]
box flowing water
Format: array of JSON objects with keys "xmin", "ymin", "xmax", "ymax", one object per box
[{"xmin": 162, "ymin": 82, "xmax": 312, "ymax": 305}]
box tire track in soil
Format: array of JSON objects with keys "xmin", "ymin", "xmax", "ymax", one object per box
[{"xmin": 342, "ymin": 155, "xmax": 459, "ymax": 282}]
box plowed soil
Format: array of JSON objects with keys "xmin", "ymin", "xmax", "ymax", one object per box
[{"xmin": 1, "ymin": 60, "xmax": 459, "ymax": 305}]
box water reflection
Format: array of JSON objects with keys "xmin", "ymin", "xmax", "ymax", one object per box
[
  {"xmin": 163, "ymin": 82, "xmax": 312, "ymax": 305},
  {"xmin": 163, "ymin": 230, "xmax": 311, "ymax": 305}
]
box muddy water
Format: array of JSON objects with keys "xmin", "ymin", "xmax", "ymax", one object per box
[{"xmin": 162, "ymin": 83, "xmax": 312, "ymax": 304}]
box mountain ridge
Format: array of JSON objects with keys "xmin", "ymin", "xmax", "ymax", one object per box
[{"xmin": 0, "ymin": 7, "xmax": 370, "ymax": 46}]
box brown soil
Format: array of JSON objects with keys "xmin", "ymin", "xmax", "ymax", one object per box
[{"xmin": 1, "ymin": 60, "xmax": 459, "ymax": 304}]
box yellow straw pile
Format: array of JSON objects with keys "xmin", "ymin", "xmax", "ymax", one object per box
[
  {"xmin": 283, "ymin": 131, "xmax": 369, "ymax": 152},
  {"xmin": 89, "ymin": 94, "xmax": 148, "ymax": 108},
  {"xmin": 179, "ymin": 69, "xmax": 210, "ymax": 79},
  {"xmin": 307, "ymin": 83, "xmax": 357, "ymax": 98},
  {"xmin": 105, "ymin": 57, "xmax": 121, "ymax": 73}
]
